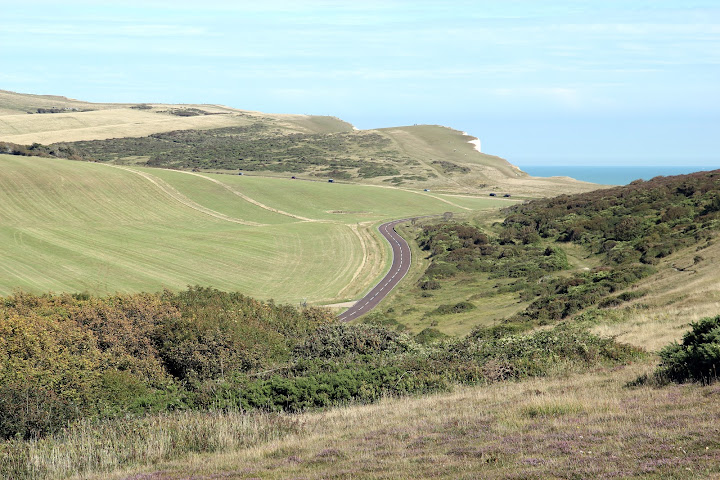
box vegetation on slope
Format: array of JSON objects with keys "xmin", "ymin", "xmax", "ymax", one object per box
[
  {"xmin": 0, "ymin": 287, "xmax": 638, "ymax": 443},
  {"xmin": 6, "ymin": 124, "xmax": 499, "ymax": 186},
  {"xmin": 2, "ymin": 90, "xmax": 610, "ymax": 197},
  {"xmin": 0, "ymin": 287, "xmax": 333, "ymax": 440},
  {"xmin": 377, "ymin": 169, "xmax": 720, "ymax": 335},
  {"xmin": 504, "ymin": 170, "xmax": 720, "ymax": 263},
  {"xmin": 652, "ymin": 315, "xmax": 720, "ymax": 384},
  {"xmin": 63, "ymin": 126, "xmax": 409, "ymax": 179},
  {"xmin": 112, "ymin": 365, "xmax": 720, "ymax": 480},
  {"xmin": 2, "ymin": 168, "xmax": 719, "ymax": 479}
]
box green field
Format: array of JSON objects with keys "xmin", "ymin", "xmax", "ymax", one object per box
[{"xmin": 0, "ymin": 154, "xmax": 507, "ymax": 303}]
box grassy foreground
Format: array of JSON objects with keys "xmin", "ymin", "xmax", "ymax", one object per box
[
  {"xmin": 0, "ymin": 154, "xmax": 503, "ymax": 303},
  {"xmin": 12, "ymin": 361, "xmax": 716, "ymax": 480}
]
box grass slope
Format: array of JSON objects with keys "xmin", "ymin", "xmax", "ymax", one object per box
[
  {"xmin": 0, "ymin": 90, "xmax": 353, "ymax": 144},
  {"xmin": 90, "ymin": 363, "xmax": 718, "ymax": 480},
  {"xmin": 0, "ymin": 154, "xmax": 507, "ymax": 302},
  {"xmin": 0, "ymin": 89, "xmax": 125, "ymax": 115},
  {"xmin": 372, "ymin": 169, "xmax": 720, "ymax": 337},
  {"xmin": 0, "ymin": 109, "xmax": 251, "ymax": 144}
]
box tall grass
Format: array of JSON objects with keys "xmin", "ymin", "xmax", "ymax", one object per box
[
  {"xmin": 0, "ymin": 410, "xmax": 298, "ymax": 480},
  {"xmin": 171, "ymin": 363, "xmax": 720, "ymax": 479}
]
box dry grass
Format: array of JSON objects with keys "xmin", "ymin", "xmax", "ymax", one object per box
[
  {"xmin": 0, "ymin": 89, "xmax": 126, "ymax": 113},
  {"xmin": 70, "ymin": 361, "xmax": 720, "ymax": 480},
  {"xmin": 0, "ymin": 90, "xmax": 354, "ymax": 144},
  {"xmin": 378, "ymin": 125, "xmax": 601, "ymax": 196},
  {"xmin": 0, "ymin": 109, "xmax": 252, "ymax": 144},
  {"xmin": 591, "ymin": 240, "xmax": 720, "ymax": 351},
  {"xmin": 1, "ymin": 411, "xmax": 299, "ymax": 480}
]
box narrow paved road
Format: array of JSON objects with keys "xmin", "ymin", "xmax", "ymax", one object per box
[{"xmin": 338, "ymin": 218, "xmax": 412, "ymax": 322}]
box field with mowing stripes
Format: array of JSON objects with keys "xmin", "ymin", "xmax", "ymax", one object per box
[{"xmin": 0, "ymin": 154, "xmax": 507, "ymax": 303}]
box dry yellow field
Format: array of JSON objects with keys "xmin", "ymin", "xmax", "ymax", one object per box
[{"xmin": 0, "ymin": 108, "xmax": 253, "ymax": 144}]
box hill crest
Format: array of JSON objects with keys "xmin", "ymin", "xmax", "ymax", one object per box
[{"xmin": 0, "ymin": 90, "xmax": 595, "ymax": 195}]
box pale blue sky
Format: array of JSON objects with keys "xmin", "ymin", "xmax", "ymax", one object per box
[{"xmin": 2, "ymin": 1, "xmax": 718, "ymax": 166}]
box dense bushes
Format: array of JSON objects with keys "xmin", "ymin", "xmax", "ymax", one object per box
[
  {"xmin": 450, "ymin": 325, "xmax": 641, "ymax": 382},
  {"xmin": 37, "ymin": 126, "xmax": 411, "ymax": 178},
  {"xmin": 430, "ymin": 301, "xmax": 476, "ymax": 315},
  {"xmin": 0, "ymin": 141, "xmax": 82, "ymax": 160},
  {"xmin": 417, "ymin": 223, "xmax": 569, "ymax": 285},
  {"xmin": 210, "ymin": 324, "xmax": 640, "ymax": 414},
  {"xmin": 656, "ymin": 315, "xmax": 720, "ymax": 384},
  {"xmin": 2, "ymin": 124, "xmax": 414, "ymax": 180},
  {"xmin": 292, "ymin": 323, "xmax": 417, "ymax": 359},
  {"xmin": 509, "ymin": 264, "xmax": 656, "ymax": 324},
  {"xmin": 410, "ymin": 171, "xmax": 719, "ymax": 331},
  {"xmin": 0, "ymin": 288, "xmax": 640, "ymax": 440},
  {"xmin": 0, "ymin": 287, "xmax": 333, "ymax": 439},
  {"xmin": 504, "ymin": 169, "xmax": 720, "ymax": 265},
  {"xmin": 0, "ymin": 384, "xmax": 78, "ymax": 441}
]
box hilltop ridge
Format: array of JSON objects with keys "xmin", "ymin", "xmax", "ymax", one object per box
[{"xmin": 0, "ymin": 90, "xmax": 596, "ymax": 195}]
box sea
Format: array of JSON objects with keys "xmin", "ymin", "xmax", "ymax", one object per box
[{"xmin": 517, "ymin": 165, "xmax": 717, "ymax": 186}]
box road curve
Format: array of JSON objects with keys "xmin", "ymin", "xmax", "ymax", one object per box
[{"xmin": 338, "ymin": 218, "xmax": 412, "ymax": 322}]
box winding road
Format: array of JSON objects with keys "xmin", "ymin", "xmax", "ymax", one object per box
[{"xmin": 337, "ymin": 218, "xmax": 412, "ymax": 322}]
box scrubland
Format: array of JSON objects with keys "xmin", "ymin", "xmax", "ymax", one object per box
[{"xmin": 1, "ymin": 90, "xmax": 718, "ymax": 479}]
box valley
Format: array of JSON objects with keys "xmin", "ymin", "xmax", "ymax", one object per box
[{"xmin": 1, "ymin": 90, "xmax": 719, "ymax": 480}]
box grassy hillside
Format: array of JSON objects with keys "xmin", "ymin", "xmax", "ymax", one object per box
[
  {"xmin": 75, "ymin": 363, "xmax": 716, "ymax": 480},
  {"xmin": 0, "ymin": 153, "xmax": 504, "ymax": 302},
  {"xmin": 0, "ymin": 90, "xmax": 352, "ymax": 144},
  {"xmin": 0, "ymin": 90, "xmax": 597, "ymax": 195},
  {"xmin": 0, "ymin": 89, "xmax": 126, "ymax": 115},
  {"xmin": 0, "ymin": 288, "xmax": 639, "ymax": 479}
]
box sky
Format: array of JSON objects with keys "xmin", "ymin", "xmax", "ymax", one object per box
[{"xmin": 1, "ymin": 0, "xmax": 719, "ymax": 167}]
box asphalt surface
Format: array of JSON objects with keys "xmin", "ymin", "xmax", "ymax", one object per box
[{"xmin": 337, "ymin": 218, "xmax": 412, "ymax": 322}]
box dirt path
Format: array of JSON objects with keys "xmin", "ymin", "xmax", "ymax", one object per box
[
  {"xmin": 178, "ymin": 170, "xmax": 316, "ymax": 222},
  {"xmin": 104, "ymin": 165, "xmax": 266, "ymax": 226}
]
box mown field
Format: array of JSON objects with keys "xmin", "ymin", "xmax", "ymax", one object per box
[{"xmin": 0, "ymin": 154, "xmax": 505, "ymax": 303}]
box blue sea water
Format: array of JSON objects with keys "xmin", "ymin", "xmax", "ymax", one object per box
[{"xmin": 518, "ymin": 165, "xmax": 717, "ymax": 186}]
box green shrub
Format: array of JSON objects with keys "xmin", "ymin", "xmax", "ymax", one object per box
[
  {"xmin": 450, "ymin": 325, "xmax": 641, "ymax": 382},
  {"xmin": 657, "ymin": 315, "xmax": 720, "ymax": 384},
  {"xmin": 419, "ymin": 280, "xmax": 441, "ymax": 290},
  {"xmin": 0, "ymin": 288, "xmax": 333, "ymax": 439},
  {"xmin": 0, "ymin": 384, "xmax": 79, "ymax": 440},
  {"xmin": 430, "ymin": 301, "xmax": 476, "ymax": 316},
  {"xmin": 292, "ymin": 323, "xmax": 416, "ymax": 359},
  {"xmin": 415, "ymin": 328, "xmax": 448, "ymax": 344}
]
